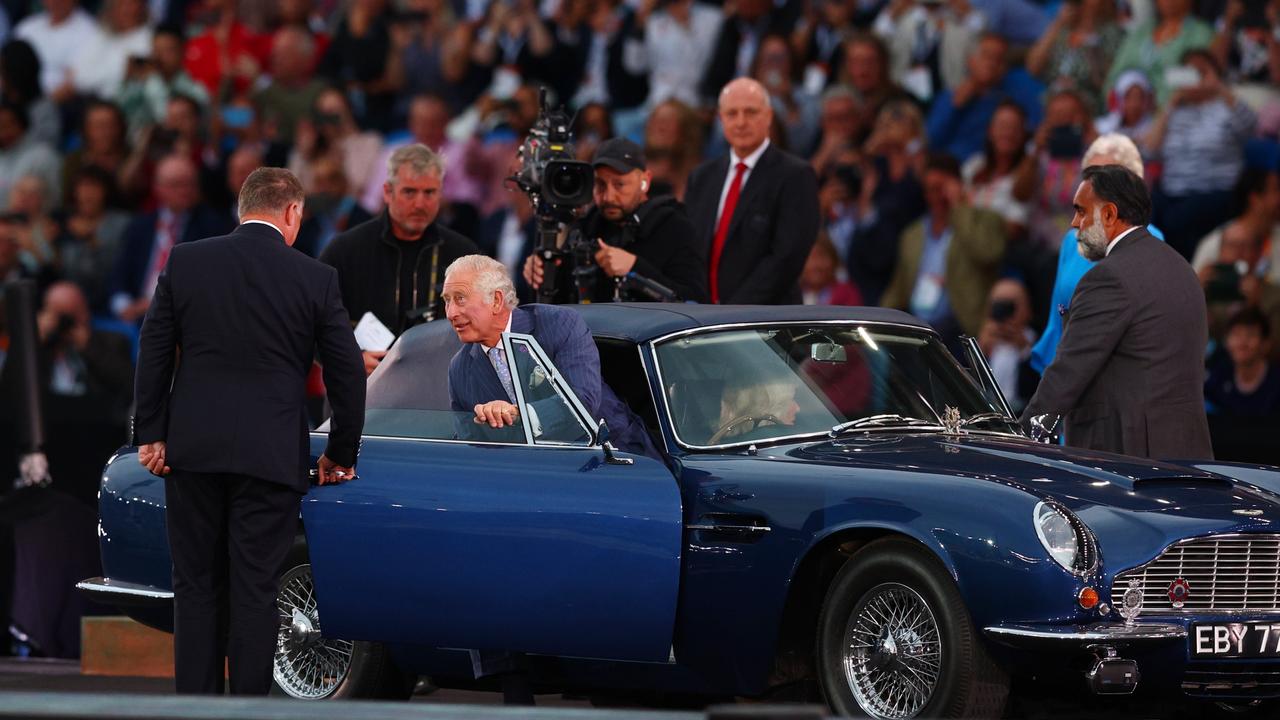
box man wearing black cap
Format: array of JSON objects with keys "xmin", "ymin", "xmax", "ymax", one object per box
[{"xmin": 522, "ymin": 138, "xmax": 708, "ymax": 304}]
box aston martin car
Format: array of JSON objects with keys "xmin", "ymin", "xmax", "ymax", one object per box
[{"xmin": 81, "ymin": 304, "xmax": 1280, "ymax": 717}]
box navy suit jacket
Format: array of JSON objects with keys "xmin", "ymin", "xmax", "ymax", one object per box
[
  {"xmin": 133, "ymin": 223, "xmax": 366, "ymax": 492},
  {"xmin": 109, "ymin": 205, "xmax": 235, "ymax": 304},
  {"xmin": 447, "ymin": 304, "xmax": 658, "ymax": 458}
]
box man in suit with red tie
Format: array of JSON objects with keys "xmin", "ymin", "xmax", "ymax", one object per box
[{"xmin": 684, "ymin": 78, "xmax": 820, "ymax": 304}]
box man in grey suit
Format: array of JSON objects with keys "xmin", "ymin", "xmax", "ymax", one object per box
[{"xmin": 1021, "ymin": 164, "xmax": 1213, "ymax": 459}]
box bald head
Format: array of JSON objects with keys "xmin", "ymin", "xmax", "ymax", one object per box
[{"xmin": 718, "ymin": 78, "xmax": 773, "ymax": 158}]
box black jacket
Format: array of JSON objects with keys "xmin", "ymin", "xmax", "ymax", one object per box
[
  {"xmin": 684, "ymin": 144, "xmax": 820, "ymax": 304},
  {"xmin": 133, "ymin": 223, "xmax": 366, "ymax": 492},
  {"xmin": 319, "ymin": 212, "xmax": 480, "ymax": 335},
  {"xmin": 540, "ymin": 195, "xmax": 709, "ymax": 304}
]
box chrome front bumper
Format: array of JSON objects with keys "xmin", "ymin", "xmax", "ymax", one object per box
[{"xmin": 984, "ymin": 622, "xmax": 1186, "ymax": 648}]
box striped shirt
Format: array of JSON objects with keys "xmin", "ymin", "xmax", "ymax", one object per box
[{"xmin": 1158, "ymin": 99, "xmax": 1256, "ymax": 196}]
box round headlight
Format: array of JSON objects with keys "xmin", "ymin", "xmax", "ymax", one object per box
[{"xmin": 1035, "ymin": 501, "xmax": 1079, "ymax": 572}]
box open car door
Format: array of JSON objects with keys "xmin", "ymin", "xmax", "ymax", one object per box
[{"xmin": 301, "ymin": 331, "xmax": 682, "ymax": 662}]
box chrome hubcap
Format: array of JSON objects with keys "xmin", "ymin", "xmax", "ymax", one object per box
[
  {"xmin": 273, "ymin": 563, "xmax": 354, "ymax": 699},
  {"xmin": 842, "ymin": 583, "xmax": 942, "ymax": 719}
]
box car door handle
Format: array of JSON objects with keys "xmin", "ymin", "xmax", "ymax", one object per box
[
  {"xmin": 687, "ymin": 513, "xmax": 771, "ymax": 542},
  {"xmin": 308, "ymin": 468, "xmax": 360, "ymax": 482}
]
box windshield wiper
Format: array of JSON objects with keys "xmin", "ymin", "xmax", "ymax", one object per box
[
  {"xmin": 957, "ymin": 412, "xmax": 1016, "ymax": 429},
  {"xmin": 830, "ymin": 414, "xmax": 942, "ymax": 436}
]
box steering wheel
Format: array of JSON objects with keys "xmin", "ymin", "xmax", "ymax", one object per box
[{"xmin": 708, "ymin": 414, "xmax": 783, "ymax": 445}]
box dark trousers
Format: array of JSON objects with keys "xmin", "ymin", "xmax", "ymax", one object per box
[{"xmin": 165, "ymin": 470, "xmax": 302, "ymax": 695}]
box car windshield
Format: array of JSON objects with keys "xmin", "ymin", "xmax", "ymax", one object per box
[{"xmin": 654, "ymin": 325, "xmax": 1006, "ymax": 447}]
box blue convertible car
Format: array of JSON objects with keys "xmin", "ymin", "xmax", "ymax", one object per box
[{"xmin": 81, "ymin": 304, "xmax": 1280, "ymax": 717}]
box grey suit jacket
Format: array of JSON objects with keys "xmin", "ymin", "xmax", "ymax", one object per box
[{"xmin": 1021, "ymin": 227, "xmax": 1213, "ymax": 460}]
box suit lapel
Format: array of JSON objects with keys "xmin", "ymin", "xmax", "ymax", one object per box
[
  {"xmin": 724, "ymin": 145, "xmax": 778, "ymax": 244},
  {"xmin": 698, "ymin": 157, "xmax": 732, "ymax": 257}
]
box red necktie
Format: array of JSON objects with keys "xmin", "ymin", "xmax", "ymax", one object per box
[
  {"xmin": 709, "ymin": 161, "xmax": 748, "ymax": 304},
  {"xmin": 153, "ymin": 216, "xmax": 176, "ymax": 279}
]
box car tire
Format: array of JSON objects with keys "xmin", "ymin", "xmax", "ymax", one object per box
[
  {"xmin": 270, "ymin": 538, "xmax": 414, "ymax": 700},
  {"xmin": 816, "ymin": 537, "xmax": 1008, "ymax": 719}
]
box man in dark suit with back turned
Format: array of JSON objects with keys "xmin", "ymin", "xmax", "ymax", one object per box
[
  {"xmin": 1021, "ymin": 164, "xmax": 1213, "ymax": 460},
  {"xmin": 684, "ymin": 78, "xmax": 819, "ymax": 304},
  {"xmin": 132, "ymin": 168, "xmax": 366, "ymax": 694},
  {"xmin": 443, "ymin": 254, "xmax": 657, "ymax": 459}
]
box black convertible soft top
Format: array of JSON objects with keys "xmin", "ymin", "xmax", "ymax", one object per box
[
  {"xmin": 572, "ymin": 303, "xmax": 927, "ymax": 343},
  {"xmin": 365, "ymin": 303, "xmax": 928, "ymax": 411}
]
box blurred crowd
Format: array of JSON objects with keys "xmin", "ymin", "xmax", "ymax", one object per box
[{"xmin": 0, "ymin": 0, "xmax": 1275, "ymax": 529}]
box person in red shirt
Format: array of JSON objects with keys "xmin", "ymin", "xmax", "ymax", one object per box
[{"xmin": 182, "ymin": 0, "xmax": 270, "ymax": 99}]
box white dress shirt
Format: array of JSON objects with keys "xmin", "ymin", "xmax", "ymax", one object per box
[
  {"xmin": 1105, "ymin": 225, "xmax": 1141, "ymax": 257},
  {"xmin": 715, "ymin": 138, "xmax": 771, "ymax": 226}
]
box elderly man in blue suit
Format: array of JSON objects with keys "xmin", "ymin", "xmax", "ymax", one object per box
[{"xmin": 442, "ymin": 254, "xmax": 658, "ymax": 458}]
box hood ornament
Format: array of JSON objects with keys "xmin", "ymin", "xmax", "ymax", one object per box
[
  {"xmin": 942, "ymin": 406, "xmax": 962, "ymax": 434},
  {"xmin": 1119, "ymin": 579, "xmax": 1143, "ymax": 625}
]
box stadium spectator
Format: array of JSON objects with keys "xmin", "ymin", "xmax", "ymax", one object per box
[
  {"xmin": 1147, "ymin": 48, "xmax": 1256, "ymax": 259},
  {"xmin": 643, "ymin": 99, "xmax": 706, "ymax": 200},
  {"xmin": 925, "ymin": 33, "xmax": 1043, "ymax": 162},
  {"xmin": 881, "ymin": 152, "xmax": 1006, "ymax": 342},
  {"xmin": 108, "ymin": 154, "xmax": 232, "ymax": 323},
  {"xmin": 115, "ymin": 25, "xmax": 211, "ymax": 138},
  {"xmin": 790, "ymin": 0, "xmax": 856, "ymax": 89},
  {"xmin": 1025, "ymin": 0, "xmax": 1123, "ymax": 113},
  {"xmin": 61, "ymin": 101, "xmax": 131, "ymax": 208},
  {"xmin": 1209, "ymin": 0, "xmax": 1280, "ymax": 111},
  {"xmin": 1104, "ymin": 0, "xmax": 1213, "ymax": 105},
  {"xmin": 0, "ymin": 103, "xmax": 62, "ymax": 212},
  {"xmin": 809, "ymin": 85, "xmax": 865, "ymax": 174},
  {"xmin": 297, "ymin": 154, "xmax": 372, "ymax": 258},
  {"xmin": 1093, "ymin": 69, "xmax": 1156, "ymax": 147},
  {"xmin": 54, "ymin": 167, "xmax": 131, "ymax": 311},
  {"xmin": 254, "ymin": 26, "xmax": 328, "ymax": 146},
  {"xmin": 0, "ymin": 40, "xmax": 61, "ymax": 149},
  {"xmin": 13, "ymin": 0, "xmax": 100, "ymax": 101},
  {"xmin": 977, "ymin": 277, "xmax": 1037, "ymax": 412},
  {"xmin": 67, "ymin": 0, "xmax": 154, "ymax": 99},
  {"xmin": 836, "ymin": 32, "xmax": 912, "ymax": 126},
  {"xmin": 963, "ymin": 101, "xmax": 1030, "ymax": 239},
  {"xmin": 801, "ymin": 234, "xmax": 863, "ymax": 305},
  {"xmin": 1205, "ymin": 307, "xmax": 1280, "ymax": 417},
  {"xmin": 8, "ymin": 175, "xmax": 59, "ymax": 272},
  {"xmin": 288, "ymin": 87, "xmax": 384, "ymax": 199},
  {"xmin": 36, "ymin": 280, "xmax": 134, "ymax": 424},
  {"xmin": 1014, "ymin": 88, "xmax": 1096, "ymax": 247},
  {"xmin": 1192, "ymin": 168, "xmax": 1280, "ymax": 288},
  {"xmin": 872, "ymin": 0, "xmax": 984, "ymax": 105},
  {"xmin": 753, "ymin": 33, "xmax": 821, "ymax": 154},
  {"xmin": 180, "ymin": 0, "xmax": 271, "ymax": 100},
  {"xmin": 627, "ymin": 0, "xmax": 721, "ymax": 111},
  {"xmin": 699, "ymin": 0, "xmax": 790, "ymax": 104}
]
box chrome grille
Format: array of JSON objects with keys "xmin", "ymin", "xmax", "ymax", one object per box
[{"xmin": 1114, "ymin": 535, "xmax": 1280, "ymax": 614}]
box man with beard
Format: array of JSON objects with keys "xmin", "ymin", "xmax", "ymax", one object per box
[
  {"xmin": 522, "ymin": 138, "xmax": 707, "ymax": 304},
  {"xmin": 1021, "ymin": 164, "xmax": 1212, "ymax": 459}
]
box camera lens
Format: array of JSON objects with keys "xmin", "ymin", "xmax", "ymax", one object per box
[{"xmin": 543, "ymin": 160, "xmax": 594, "ymax": 208}]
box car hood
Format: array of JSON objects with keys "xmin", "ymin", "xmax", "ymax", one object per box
[
  {"xmin": 787, "ymin": 433, "xmax": 1280, "ymax": 573},
  {"xmin": 789, "ymin": 433, "xmax": 1280, "ymax": 515}
]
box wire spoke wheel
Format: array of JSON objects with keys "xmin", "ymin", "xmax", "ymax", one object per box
[
  {"xmin": 273, "ymin": 563, "xmax": 354, "ymax": 699},
  {"xmin": 842, "ymin": 582, "xmax": 942, "ymax": 719}
]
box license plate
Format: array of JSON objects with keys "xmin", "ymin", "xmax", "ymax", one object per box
[{"xmin": 1191, "ymin": 623, "xmax": 1280, "ymax": 658}]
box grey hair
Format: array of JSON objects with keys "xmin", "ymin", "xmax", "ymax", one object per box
[
  {"xmin": 386, "ymin": 143, "xmax": 446, "ymax": 185},
  {"xmin": 820, "ymin": 84, "xmax": 861, "ymax": 108},
  {"xmin": 445, "ymin": 254, "xmax": 519, "ymax": 309},
  {"xmin": 1083, "ymin": 133, "xmax": 1145, "ymax": 178},
  {"xmin": 237, "ymin": 167, "xmax": 303, "ymax": 219}
]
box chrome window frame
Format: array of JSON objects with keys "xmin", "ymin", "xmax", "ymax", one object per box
[{"xmin": 646, "ymin": 319, "xmax": 1021, "ymax": 452}]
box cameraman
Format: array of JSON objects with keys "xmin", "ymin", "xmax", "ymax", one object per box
[{"xmin": 523, "ymin": 138, "xmax": 708, "ymax": 303}]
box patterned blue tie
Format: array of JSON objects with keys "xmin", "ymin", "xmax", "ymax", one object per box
[{"xmin": 488, "ymin": 346, "xmax": 517, "ymax": 403}]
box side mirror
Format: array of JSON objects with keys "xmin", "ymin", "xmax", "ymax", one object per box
[
  {"xmin": 597, "ymin": 419, "xmax": 634, "ymax": 466},
  {"xmin": 1029, "ymin": 414, "xmax": 1062, "ymax": 444}
]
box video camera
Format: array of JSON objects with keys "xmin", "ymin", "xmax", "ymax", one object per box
[{"xmin": 509, "ymin": 88, "xmax": 595, "ymax": 304}]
